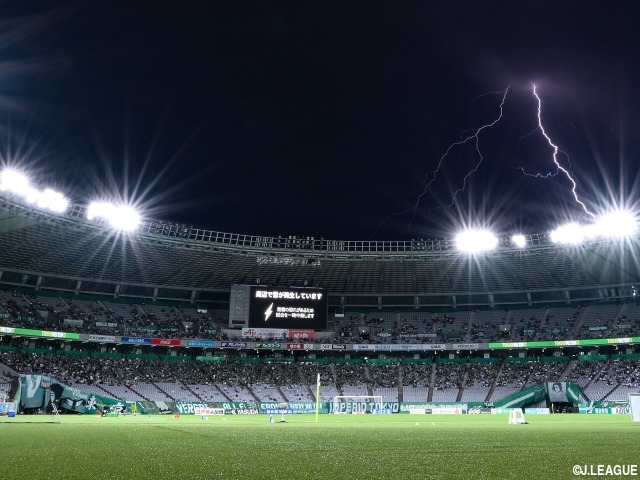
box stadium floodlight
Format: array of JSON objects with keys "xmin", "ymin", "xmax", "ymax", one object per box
[
  {"xmin": 111, "ymin": 206, "xmax": 140, "ymax": 231},
  {"xmin": 592, "ymin": 210, "xmax": 638, "ymax": 238},
  {"xmin": 33, "ymin": 188, "xmax": 68, "ymax": 213},
  {"xmin": 87, "ymin": 201, "xmax": 140, "ymax": 231},
  {"xmin": 551, "ymin": 210, "xmax": 638, "ymax": 245},
  {"xmin": 511, "ymin": 234, "xmax": 527, "ymax": 248},
  {"xmin": 550, "ymin": 222, "xmax": 585, "ymax": 244},
  {"xmin": 0, "ymin": 168, "xmax": 30, "ymax": 194},
  {"xmin": 0, "ymin": 168, "xmax": 69, "ymax": 214},
  {"xmin": 455, "ymin": 229, "xmax": 498, "ymax": 253}
]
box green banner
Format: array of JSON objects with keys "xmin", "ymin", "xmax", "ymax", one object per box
[
  {"xmin": 326, "ymin": 401, "xmax": 484, "ymax": 414},
  {"xmin": 579, "ymin": 400, "xmax": 630, "ymax": 414},
  {"xmin": 170, "ymin": 401, "xmax": 488, "ymax": 415},
  {"xmin": 0, "ymin": 326, "xmax": 80, "ymax": 339},
  {"xmin": 260, "ymin": 401, "xmax": 319, "ymax": 413},
  {"xmin": 488, "ymin": 336, "xmax": 640, "ymax": 349},
  {"xmin": 493, "ymin": 384, "xmax": 546, "ymax": 408},
  {"xmin": 19, "ymin": 375, "xmax": 121, "ymax": 413},
  {"xmin": 565, "ymin": 382, "xmax": 585, "ymax": 403},
  {"xmin": 494, "ymin": 382, "xmax": 584, "ymax": 408},
  {"xmin": 19, "ymin": 375, "xmax": 47, "ymax": 409},
  {"xmin": 173, "ymin": 401, "xmax": 262, "ymax": 415}
]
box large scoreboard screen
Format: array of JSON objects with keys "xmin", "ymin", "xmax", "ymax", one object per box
[{"xmin": 248, "ymin": 286, "xmax": 328, "ymax": 330}]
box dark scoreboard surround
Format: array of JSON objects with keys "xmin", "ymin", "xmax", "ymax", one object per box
[{"xmin": 248, "ymin": 286, "xmax": 328, "ymax": 330}]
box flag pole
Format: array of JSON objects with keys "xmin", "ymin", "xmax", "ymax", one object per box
[{"xmin": 315, "ymin": 373, "xmax": 321, "ymax": 423}]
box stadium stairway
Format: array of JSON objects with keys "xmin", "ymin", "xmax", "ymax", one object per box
[
  {"xmin": 330, "ymin": 364, "xmax": 344, "ymax": 397},
  {"xmin": 181, "ymin": 382, "xmax": 203, "ymax": 401},
  {"xmin": 567, "ymin": 309, "xmax": 588, "ymax": 338},
  {"xmin": 96, "ymin": 300, "xmax": 111, "ymax": 315},
  {"xmin": 484, "ymin": 359, "xmax": 505, "ymax": 402},
  {"xmin": 427, "ymin": 363, "xmax": 436, "ymax": 401},
  {"xmin": 463, "ymin": 311, "xmax": 476, "ymax": 342},
  {"xmin": 397, "ymin": 363, "xmax": 403, "ymax": 402},
  {"xmin": 536, "ymin": 309, "xmax": 551, "ymax": 339},
  {"xmin": 171, "ymin": 306, "xmax": 185, "ymax": 321},
  {"xmin": 581, "ymin": 361, "xmax": 610, "ymax": 392},
  {"xmin": 602, "ymin": 367, "xmax": 638, "ymax": 401},
  {"xmin": 519, "ymin": 368, "xmax": 534, "ymax": 390},
  {"xmin": 456, "ymin": 370, "xmax": 470, "ymax": 402},
  {"xmin": 275, "ymin": 384, "xmax": 288, "ymax": 402},
  {"xmin": 558, "ymin": 359, "xmax": 578, "ymax": 381},
  {"xmin": 244, "ymin": 383, "xmax": 261, "ymax": 403},
  {"xmin": 128, "ymin": 385, "xmax": 151, "ymax": 402},
  {"xmin": 363, "ymin": 364, "xmax": 374, "ymax": 397},
  {"xmin": 295, "ymin": 363, "xmax": 317, "ymax": 401},
  {"xmin": 307, "ymin": 385, "xmax": 317, "ymax": 402},
  {"xmin": 23, "ymin": 294, "xmax": 48, "ymax": 324},
  {"xmin": 214, "ymin": 384, "xmax": 233, "ymax": 402},
  {"xmin": 94, "ymin": 383, "xmax": 122, "ymax": 401},
  {"xmin": 504, "ymin": 310, "xmax": 513, "ymax": 327}
]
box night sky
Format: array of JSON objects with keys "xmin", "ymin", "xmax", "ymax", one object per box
[{"xmin": 1, "ymin": 1, "xmax": 639, "ymax": 240}]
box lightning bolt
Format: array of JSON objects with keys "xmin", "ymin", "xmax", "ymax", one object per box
[
  {"xmin": 369, "ymin": 87, "xmax": 511, "ymax": 238},
  {"xmin": 369, "ymin": 82, "xmax": 595, "ymax": 238},
  {"xmin": 531, "ymin": 83, "xmax": 595, "ymax": 219},
  {"xmin": 264, "ymin": 302, "xmax": 273, "ymax": 322},
  {"xmin": 407, "ymin": 86, "xmax": 511, "ymax": 229},
  {"xmin": 516, "ymin": 119, "xmax": 584, "ymax": 188},
  {"xmin": 515, "ymin": 126, "xmax": 560, "ymax": 177},
  {"xmin": 518, "ymin": 157, "xmax": 585, "ymax": 189}
]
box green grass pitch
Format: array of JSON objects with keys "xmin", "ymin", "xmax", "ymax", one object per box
[{"xmin": 0, "ymin": 414, "xmax": 637, "ymax": 479}]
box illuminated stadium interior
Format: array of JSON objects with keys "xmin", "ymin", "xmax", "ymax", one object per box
[
  {"xmin": 1, "ymin": 168, "xmax": 640, "ymax": 409},
  {"xmin": 3, "ymin": 5, "xmax": 640, "ymax": 479},
  {"xmin": 0, "ymin": 167, "xmax": 638, "ymax": 308}
]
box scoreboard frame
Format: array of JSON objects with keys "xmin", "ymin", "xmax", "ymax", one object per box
[{"xmin": 248, "ymin": 286, "xmax": 328, "ymax": 330}]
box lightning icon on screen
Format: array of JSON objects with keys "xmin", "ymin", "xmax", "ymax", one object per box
[{"xmin": 264, "ymin": 302, "xmax": 273, "ymax": 322}]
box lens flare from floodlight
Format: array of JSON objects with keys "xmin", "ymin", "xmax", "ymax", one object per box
[
  {"xmin": 551, "ymin": 210, "xmax": 638, "ymax": 244},
  {"xmin": 0, "ymin": 169, "xmax": 30, "ymax": 194},
  {"xmin": 87, "ymin": 202, "xmax": 108, "ymax": 221},
  {"xmin": 0, "ymin": 168, "xmax": 69, "ymax": 214},
  {"xmin": 512, "ymin": 234, "xmax": 527, "ymax": 248},
  {"xmin": 37, "ymin": 189, "xmax": 69, "ymax": 213},
  {"xmin": 111, "ymin": 206, "xmax": 140, "ymax": 231},
  {"xmin": 550, "ymin": 222, "xmax": 585, "ymax": 244},
  {"xmin": 88, "ymin": 201, "xmax": 140, "ymax": 232},
  {"xmin": 455, "ymin": 229, "xmax": 498, "ymax": 253},
  {"xmin": 23, "ymin": 186, "xmax": 41, "ymax": 204},
  {"xmin": 594, "ymin": 210, "xmax": 638, "ymax": 238}
]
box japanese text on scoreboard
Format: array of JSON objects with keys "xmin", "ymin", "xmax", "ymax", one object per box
[{"xmin": 249, "ymin": 286, "xmax": 327, "ymax": 329}]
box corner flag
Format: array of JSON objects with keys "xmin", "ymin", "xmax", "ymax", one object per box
[{"xmin": 315, "ymin": 373, "xmax": 321, "ymax": 422}]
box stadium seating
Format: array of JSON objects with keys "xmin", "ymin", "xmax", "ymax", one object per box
[
  {"xmin": 2, "ymin": 349, "xmax": 640, "ymax": 404},
  {"xmin": 1, "ymin": 195, "xmax": 640, "ymax": 408}
]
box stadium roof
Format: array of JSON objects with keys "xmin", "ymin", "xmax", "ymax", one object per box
[{"xmin": 0, "ymin": 193, "xmax": 638, "ymax": 308}]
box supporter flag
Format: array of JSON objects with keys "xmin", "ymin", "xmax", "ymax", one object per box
[{"xmin": 547, "ymin": 382, "xmax": 569, "ymax": 403}]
